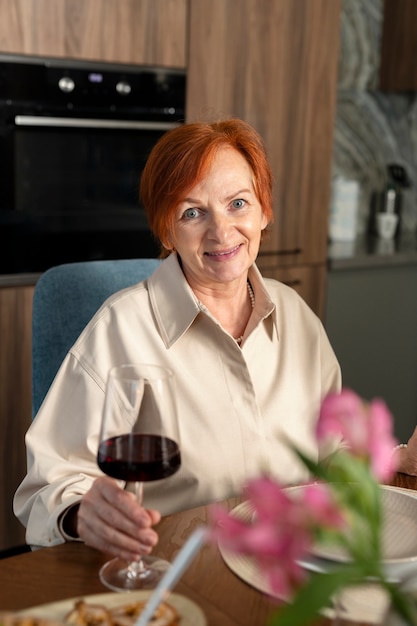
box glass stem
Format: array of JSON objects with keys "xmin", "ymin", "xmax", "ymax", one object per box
[
  {"xmin": 126, "ymin": 481, "xmax": 147, "ymax": 580},
  {"xmin": 134, "ymin": 480, "xmax": 144, "ymax": 506}
]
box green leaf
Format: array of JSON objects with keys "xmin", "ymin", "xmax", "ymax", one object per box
[
  {"xmin": 384, "ymin": 581, "xmax": 417, "ymax": 626},
  {"xmin": 267, "ymin": 567, "xmax": 363, "ymax": 626},
  {"xmin": 289, "ymin": 445, "xmax": 384, "ymax": 566}
]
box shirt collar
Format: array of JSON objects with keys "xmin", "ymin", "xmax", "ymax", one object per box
[
  {"xmin": 247, "ymin": 263, "xmax": 278, "ymax": 341},
  {"xmin": 148, "ymin": 254, "xmax": 201, "ymax": 347},
  {"xmin": 148, "ymin": 253, "xmax": 277, "ymax": 347},
  {"xmin": 247, "ymin": 263, "xmax": 276, "ymax": 318}
]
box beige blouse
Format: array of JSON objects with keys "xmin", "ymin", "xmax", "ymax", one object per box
[{"xmin": 14, "ymin": 253, "xmax": 341, "ymax": 548}]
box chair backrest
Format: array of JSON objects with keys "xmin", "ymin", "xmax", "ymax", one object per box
[{"xmin": 32, "ymin": 258, "xmax": 161, "ymax": 417}]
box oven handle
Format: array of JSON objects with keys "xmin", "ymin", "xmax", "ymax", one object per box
[{"xmin": 14, "ymin": 115, "xmax": 181, "ymax": 131}]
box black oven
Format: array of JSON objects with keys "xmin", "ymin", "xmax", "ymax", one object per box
[{"xmin": 0, "ymin": 54, "xmax": 186, "ymax": 274}]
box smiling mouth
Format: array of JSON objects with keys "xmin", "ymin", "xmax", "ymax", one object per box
[{"xmin": 204, "ymin": 244, "xmax": 241, "ymax": 257}]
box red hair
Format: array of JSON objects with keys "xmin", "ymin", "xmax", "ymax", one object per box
[{"xmin": 140, "ymin": 118, "xmax": 274, "ymax": 255}]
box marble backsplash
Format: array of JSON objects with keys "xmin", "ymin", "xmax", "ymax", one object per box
[{"xmin": 332, "ymin": 0, "xmax": 417, "ymax": 235}]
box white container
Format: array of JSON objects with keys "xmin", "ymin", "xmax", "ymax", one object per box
[
  {"xmin": 376, "ymin": 212, "xmax": 398, "ymax": 240},
  {"xmin": 329, "ymin": 177, "xmax": 360, "ymax": 242}
]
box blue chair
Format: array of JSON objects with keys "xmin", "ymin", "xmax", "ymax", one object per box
[{"xmin": 32, "ymin": 258, "xmax": 161, "ymax": 417}]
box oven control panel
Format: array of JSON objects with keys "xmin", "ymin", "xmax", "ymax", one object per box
[{"xmin": 0, "ymin": 53, "xmax": 186, "ymax": 121}]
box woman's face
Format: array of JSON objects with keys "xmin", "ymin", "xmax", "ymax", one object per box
[{"xmin": 170, "ymin": 146, "xmax": 268, "ymax": 290}]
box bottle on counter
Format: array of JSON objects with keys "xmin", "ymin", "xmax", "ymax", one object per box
[
  {"xmin": 369, "ymin": 164, "xmax": 409, "ymax": 240},
  {"xmin": 369, "ymin": 183, "xmax": 401, "ymax": 240}
]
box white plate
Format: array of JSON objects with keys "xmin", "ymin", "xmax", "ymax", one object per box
[
  {"xmin": 283, "ymin": 484, "xmax": 417, "ymax": 579},
  {"xmin": 296, "ymin": 485, "xmax": 417, "ymax": 563},
  {"xmin": 220, "ymin": 486, "xmax": 417, "ymax": 587},
  {"xmin": 15, "ymin": 591, "xmax": 206, "ymax": 626},
  {"xmin": 217, "ymin": 500, "xmax": 392, "ymax": 624}
]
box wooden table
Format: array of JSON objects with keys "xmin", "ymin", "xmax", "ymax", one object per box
[{"xmin": 1, "ymin": 473, "xmax": 416, "ymax": 625}]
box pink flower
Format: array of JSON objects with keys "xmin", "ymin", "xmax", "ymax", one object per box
[
  {"xmin": 301, "ymin": 483, "xmax": 346, "ymax": 529},
  {"xmin": 316, "ymin": 388, "xmax": 398, "ymax": 480},
  {"xmin": 245, "ymin": 476, "xmax": 298, "ymax": 522},
  {"xmin": 209, "ymin": 477, "xmax": 345, "ymax": 599},
  {"xmin": 317, "ymin": 388, "xmax": 368, "ymax": 446},
  {"xmin": 208, "ymin": 389, "xmax": 400, "ymax": 623},
  {"xmin": 367, "ymin": 398, "xmax": 399, "ymax": 480}
]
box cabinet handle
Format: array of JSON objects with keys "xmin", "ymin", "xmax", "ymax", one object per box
[
  {"xmin": 14, "ymin": 115, "xmax": 180, "ymax": 131},
  {"xmin": 276, "ymin": 248, "xmax": 302, "ymax": 256}
]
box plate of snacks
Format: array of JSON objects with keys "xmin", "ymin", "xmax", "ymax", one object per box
[{"xmin": 2, "ymin": 591, "xmax": 206, "ymax": 626}]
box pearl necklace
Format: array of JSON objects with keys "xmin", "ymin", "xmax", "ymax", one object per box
[
  {"xmin": 235, "ymin": 281, "xmax": 255, "ymax": 345},
  {"xmin": 247, "ymin": 280, "xmax": 255, "ymax": 308}
]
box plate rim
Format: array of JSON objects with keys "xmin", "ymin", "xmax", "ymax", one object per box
[
  {"xmin": 227, "ymin": 484, "xmax": 417, "ymax": 567},
  {"xmin": 285, "ymin": 483, "xmax": 417, "ymax": 565},
  {"xmin": 15, "ymin": 590, "xmax": 206, "ymax": 626}
]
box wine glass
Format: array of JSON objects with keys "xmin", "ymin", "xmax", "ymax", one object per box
[{"xmin": 97, "ymin": 363, "xmax": 181, "ymax": 591}]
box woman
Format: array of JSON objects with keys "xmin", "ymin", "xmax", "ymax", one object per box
[{"xmin": 13, "ymin": 119, "xmax": 369, "ymax": 561}]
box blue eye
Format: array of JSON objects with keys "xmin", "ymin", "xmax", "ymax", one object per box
[
  {"xmin": 232, "ymin": 199, "xmax": 245, "ymax": 209},
  {"xmin": 183, "ymin": 208, "xmax": 200, "ymax": 220}
]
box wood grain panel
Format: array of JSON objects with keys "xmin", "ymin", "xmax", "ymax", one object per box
[
  {"xmin": 187, "ymin": 0, "xmax": 341, "ymax": 265},
  {"xmin": 0, "ymin": 286, "xmax": 34, "ymax": 551},
  {"xmin": 380, "ymin": 0, "xmax": 417, "ymax": 90},
  {"xmin": 0, "ymin": 0, "xmax": 187, "ymax": 67}
]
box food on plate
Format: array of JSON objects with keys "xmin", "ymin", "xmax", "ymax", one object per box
[
  {"xmin": 65, "ymin": 601, "xmax": 110, "ymax": 626},
  {"xmin": 65, "ymin": 599, "xmax": 180, "ymax": 626},
  {"xmin": 0, "ymin": 597, "xmax": 181, "ymax": 626}
]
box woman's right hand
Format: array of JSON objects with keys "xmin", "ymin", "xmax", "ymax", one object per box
[
  {"xmin": 396, "ymin": 427, "xmax": 417, "ymax": 477},
  {"xmin": 76, "ymin": 476, "xmax": 161, "ymax": 561}
]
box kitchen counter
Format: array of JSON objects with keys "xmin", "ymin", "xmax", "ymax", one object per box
[
  {"xmin": 327, "ymin": 232, "xmax": 417, "ymax": 270},
  {"xmin": 0, "ymin": 272, "xmax": 41, "ymax": 287}
]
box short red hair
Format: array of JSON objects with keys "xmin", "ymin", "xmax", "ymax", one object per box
[{"xmin": 140, "ymin": 118, "xmax": 274, "ymax": 255}]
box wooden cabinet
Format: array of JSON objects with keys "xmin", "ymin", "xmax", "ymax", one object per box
[
  {"xmin": 186, "ymin": 0, "xmax": 341, "ymax": 287},
  {"xmin": 0, "ymin": 0, "xmax": 187, "ymax": 68},
  {"xmin": 0, "ymin": 285, "xmax": 34, "ymax": 552},
  {"xmin": 380, "ymin": 0, "xmax": 417, "ymax": 91}
]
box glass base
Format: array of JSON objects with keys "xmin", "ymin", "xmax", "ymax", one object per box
[{"xmin": 99, "ymin": 555, "xmax": 170, "ymax": 591}]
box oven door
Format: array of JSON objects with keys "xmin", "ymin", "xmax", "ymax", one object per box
[{"xmin": 0, "ymin": 115, "xmax": 176, "ymax": 273}]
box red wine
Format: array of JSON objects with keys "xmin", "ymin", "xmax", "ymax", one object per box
[{"xmin": 98, "ymin": 433, "xmax": 181, "ymax": 482}]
